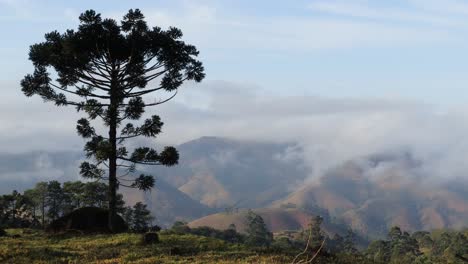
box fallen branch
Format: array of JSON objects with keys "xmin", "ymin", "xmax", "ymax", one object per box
[{"xmin": 291, "ymin": 222, "xmax": 326, "ymax": 264}]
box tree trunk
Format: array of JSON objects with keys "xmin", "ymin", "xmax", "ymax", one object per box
[
  {"xmin": 108, "ymin": 69, "xmax": 118, "ymax": 232},
  {"xmin": 108, "ymin": 122, "xmax": 117, "ymax": 232},
  {"xmin": 41, "ymin": 196, "xmax": 45, "ymax": 228}
]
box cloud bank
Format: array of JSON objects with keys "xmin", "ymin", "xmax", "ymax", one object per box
[{"xmin": 3, "ymin": 80, "xmax": 467, "ymax": 184}]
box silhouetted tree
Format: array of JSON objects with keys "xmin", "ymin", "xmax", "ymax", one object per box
[
  {"xmin": 46, "ymin": 181, "xmax": 63, "ymax": 221},
  {"xmin": 0, "ymin": 191, "xmax": 18, "ymax": 226},
  {"xmin": 130, "ymin": 202, "xmax": 153, "ymax": 232},
  {"xmin": 21, "ymin": 9, "xmax": 205, "ymax": 231},
  {"xmin": 23, "ymin": 189, "xmax": 39, "ymax": 220},
  {"xmin": 30, "ymin": 182, "xmax": 48, "ymax": 226},
  {"xmin": 222, "ymin": 223, "xmax": 244, "ymax": 244},
  {"xmin": 62, "ymin": 181, "xmax": 85, "ymax": 214},
  {"xmin": 122, "ymin": 206, "xmax": 133, "ymax": 226},
  {"xmin": 0, "ymin": 191, "xmax": 36, "ymax": 227},
  {"xmin": 82, "ymin": 182, "xmax": 108, "ymax": 207}
]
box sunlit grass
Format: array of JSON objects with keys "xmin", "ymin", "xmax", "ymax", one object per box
[{"xmin": 0, "ymin": 229, "xmax": 292, "ymax": 264}]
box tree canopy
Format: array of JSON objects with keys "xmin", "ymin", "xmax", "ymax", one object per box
[{"xmin": 21, "ymin": 9, "xmax": 205, "ymax": 231}]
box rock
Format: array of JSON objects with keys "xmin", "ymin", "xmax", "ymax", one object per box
[
  {"xmin": 149, "ymin": 225, "xmax": 161, "ymax": 232},
  {"xmin": 46, "ymin": 207, "xmax": 127, "ymax": 233},
  {"xmin": 142, "ymin": 232, "xmax": 159, "ymax": 244}
]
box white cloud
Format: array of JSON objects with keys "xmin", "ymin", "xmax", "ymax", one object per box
[
  {"xmin": 146, "ymin": 81, "xmax": 468, "ymax": 182},
  {"xmin": 102, "ymin": 2, "xmax": 457, "ymax": 54},
  {"xmin": 2, "ymin": 80, "xmax": 468, "ymax": 184},
  {"xmin": 410, "ymin": 0, "xmax": 468, "ymax": 16},
  {"xmin": 308, "ymin": 0, "xmax": 465, "ymax": 27}
]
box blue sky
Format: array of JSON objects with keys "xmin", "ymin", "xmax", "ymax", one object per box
[
  {"xmin": 4, "ymin": 0, "xmax": 468, "ymax": 158},
  {"xmin": 3, "ymin": 0, "xmax": 468, "ymax": 105},
  {"xmin": 3, "ymin": 1, "xmax": 468, "ymax": 184}
]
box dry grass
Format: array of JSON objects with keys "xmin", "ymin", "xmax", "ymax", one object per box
[{"xmin": 0, "ymin": 229, "xmax": 292, "ymax": 264}]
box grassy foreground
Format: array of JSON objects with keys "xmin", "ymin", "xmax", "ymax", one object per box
[{"xmin": 0, "ymin": 229, "xmax": 292, "ymax": 264}]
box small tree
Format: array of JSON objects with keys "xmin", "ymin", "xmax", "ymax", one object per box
[
  {"xmin": 46, "ymin": 181, "xmax": 63, "ymax": 221},
  {"xmin": 223, "ymin": 223, "xmax": 244, "ymax": 244},
  {"xmin": 244, "ymin": 210, "xmax": 273, "ymax": 247},
  {"xmin": 170, "ymin": 221, "xmax": 190, "ymax": 234},
  {"xmin": 21, "ymin": 9, "xmax": 205, "ymax": 231},
  {"xmin": 31, "ymin": 182, "xmax": 48, "ymax": 227},
  {"xmin": 300, "ymin": 215, "xmax": 325, "ymax": 250},
  {"xmin": 122, "ymin": 206, "xmax": 133, "ymax": 227},
  {"xmin": 0, "ymin": 191, "xmax": 19, "ymax": 226},
  {"xmin": 131, "ymin": 202, "xmax": 153, "ymax": 232},
  {"xmin": 62, "ymin": 181, "xmax": 85, "ymax": 214},
  {"xmin": 23, "ymin": 189, "xmax": 38, "ymax": 220},
  {"xmin": 82, "ymin": 182, "xmax": 108, "ymax": 207}
]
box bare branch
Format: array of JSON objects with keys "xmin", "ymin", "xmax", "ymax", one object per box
[
  {"xmin": 116, "ymin": 156, "xmax": 164, "ymax": 166},
  {"xmin": 142, "ymin": 90, "xmax": 178, "ymax": 107}
]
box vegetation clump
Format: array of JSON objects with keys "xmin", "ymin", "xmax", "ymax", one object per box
[
  {"xmin": 142, "ymin": 232, "xmax": 159, "ymax": 244},
  {"xmin": 46, "ymin": 207, "xmax": 127, "ymax": 233}
]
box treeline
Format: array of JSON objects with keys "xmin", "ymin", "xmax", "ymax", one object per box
[
  {"xmin": 0, "ymin": 181, "xmax": 126, "ymax": 228},
  {"xmin": 1, "ymin": 181, "xmax": 156, "ymax": 232},
  {"xmin": 167, "ymin": 212, "xmax": 468, "ymax": 263}
]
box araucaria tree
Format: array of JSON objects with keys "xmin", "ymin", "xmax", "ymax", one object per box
[{"xmin": 21, "ymin": 9, "xmax": 205, "ymax": 231}]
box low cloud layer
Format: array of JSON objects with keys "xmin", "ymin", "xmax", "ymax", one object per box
[
  {"xmin": 2, "ymin": 80, "xmax": 468, "ymax": 184},
  {"xmin": 157, "ymin": 81, "xmax": 468, "ymax": 182}
]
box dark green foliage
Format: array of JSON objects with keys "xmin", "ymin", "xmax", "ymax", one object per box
[
  {"xmin": 46, "ymin": 207, "xmax": 127, "ymax": 233},
  {"xmin": 126, "ymin": 202, "xmax": 153, "ymax": 233},
  {"xmin": 343, "ymin": 229, "xmax": 358, "ymax": 254},
  {"xmin": 272, "ymin": 236, "xmax": 294, "ymax": 251},
  {"xmin": 411, "ymin": 231, "xmax": 433, "ymax": 249},
  {"xmin": 21, "ymin": 9, "xmax": 205, "ymax": 231},
  {"xmin": 0, "ymin": 181, "xmax": 125, "ymax": 228},
  {"xmin": 0, "ymin": 190, "xmax": 38, "ymax": 228},
  {"xmin": 164, "ymin": 222, "xmax": 245, "ymax": 244},
  {"xmin": 363, "ymin": 227, "xmax": 468, "ymax": 264},
  {"xmin": 328, "ymin": 233, "xmax": 345, "ymax": 253},
  {"xmin": 222, "ymin": 224, "xmax": 244, "ymax": 244},
  {"xmin": 62, "ymin": 181, "xmax": 85, "ymax": 214},
  {"xmin": 244, "ymin": 210, "xmax": 273, "ymax": 247},
  {"xmin": 122, "ymin": 206, "xmax": 133, "ymax": 227},
  {"xmin": 28, "ymin": 182, "xmax": 48, "ymax": 226},
  {"xmin": 142, "ymin": 232, "xmax": 159, "ymax": 244},
  {"xmin": 0, "ymin": 226, "xmax": 467, "ymax": 263},
  {"xmin": 366, "ymin": 240, "xmax": 391, "ymax": 263},
  {"xmin": 46, "ymin": 181, "xmax": 63, "ymax": 221},
  {"xmin": 299, "ymin": 215, "xmax": 325, "ymax": 250},
  {"xmin": 169, "ymin": 221, "xmax": 191, "ymax": 235},
  {"xmin": 430, "ymin": 230, "xmax": 468, "ymax": 263}
]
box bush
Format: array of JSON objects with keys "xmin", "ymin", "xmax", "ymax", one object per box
[{"xmin": 142, "ymin": 232, "xmax": 159, "ymax": 244}]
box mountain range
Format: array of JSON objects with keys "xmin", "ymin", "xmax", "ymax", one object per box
[{"xmin": 1, "ymin": 136, "xmax": 467, "ymax": 239}]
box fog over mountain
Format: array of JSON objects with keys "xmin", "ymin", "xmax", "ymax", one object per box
[
  {"xmin": 1, "ymin": 81, "xmax": 468, "ymax": 234},
  {"xmin": 1, "ymin": 84, "xmax": 467, "ymax": 177},
  {"xmin": 1, "ymin": 136, "xmax": 467, "ymax": 236},
  {"xmin": 3, "ymin": 80, "xmax": 468, "ymax": 182}
]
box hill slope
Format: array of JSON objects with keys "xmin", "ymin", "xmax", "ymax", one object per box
[
  {"xmin": 146, "ymin": 136, "xmax": 308, "ymax": 209},
  {"xmin": 121, "ymin": 178, "xmax": 215, "ymax": 227},
  {"xmin": 273, "ymin": 152, "xmax": 468, "ymax": 238},
  {"xmin": 188, "ymin": 208, "xmax": 347, "ymax": 236}
]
